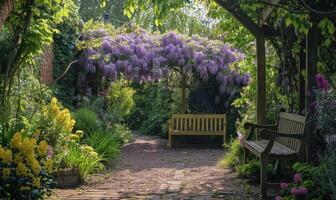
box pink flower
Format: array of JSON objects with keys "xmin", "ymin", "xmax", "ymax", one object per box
[
  {"xmin": 316, "ymin": 73, "xmax": 329, "ymax": 91},
  {"xmin": 291, "ymin": 188, "xmax": 299, "ymax": 196},
  {"xmin": 47, "ymin": 146, "xmax": 54, "ymax": 158},
  {"xmin": 280, "ymin": 182, "xmax": 288, "ymax": 190},
  {"xmin": 275, "ymin": 196, "xmax": 282, "ymax": 200},
  {"xmin": 298, "ymin": 187, "xmax": 308, "ymax": 195},
  {"xmin": 293, "ymin": 173, "xmax": 302, "ymax": 183},
  {"xmin": 237, "ymin": 132, "xmax": 245, "ymax": 145},
  {"xmin": 290, "ymin": 187, "xmax": 308, "ymax": 197}
]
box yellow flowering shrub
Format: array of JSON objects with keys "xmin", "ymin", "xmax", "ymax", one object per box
[
  {"xmin": 39, "ymin": 97, "xmax": 76, "ymax": 150},
  {"xmin": 0, "ymin": 132, "xmax": 54, "ymax": 199}
]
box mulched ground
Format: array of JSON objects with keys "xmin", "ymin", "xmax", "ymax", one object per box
[{"xmin": 52, "ymin": 134, "xmax": 260, "ymax": 200}]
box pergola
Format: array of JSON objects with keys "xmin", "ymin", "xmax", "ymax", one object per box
[{"xmin": 214, "ymin": 0, "xmax": 334, "ymax": 160}]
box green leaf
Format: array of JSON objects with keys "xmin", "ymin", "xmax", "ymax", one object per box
[
  {"xmin": 285, "ymin": 18, "xmax": 291, "ymax": 26},
  {"xmin": 155, "ymin": 18, "xmax": 160, "ymax": 26},
  {"xmin": 327, "ymin": 21, "xmax": 336, "ymax": 35}
]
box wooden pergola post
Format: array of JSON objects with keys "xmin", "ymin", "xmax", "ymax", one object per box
[
  {"xmin": 305, "ymin": 22, "xmax": 320, "ymax": 161},
  {"xmin": 256, "ymin": 35, "xmax": 267, "ymax": 124}
]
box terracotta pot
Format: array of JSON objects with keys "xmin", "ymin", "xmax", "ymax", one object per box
[{"xmin": 52, "ymin": 168, "xmax": 81, "ymax": 188}]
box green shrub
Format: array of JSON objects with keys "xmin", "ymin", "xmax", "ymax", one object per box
[
  {"xmin": 277, "ymin": 162, "xmax": 324, "ymax": 200},
  {"xmin": 110, "ymin": 124, "xmax": 132, "ymax": 145},
  {"xmin": 236, "ymin": 159, "xmax": 273, "ymax": 178},
  {"xmin": 220, "ymin": 139, "xmax": 243, "ymax": 168},
  {"xmin": 127, "ymin": 83, "xmax": 175, "ymax": 137},
  {"xmin": 220, "ymin": 139, "xmax": 272, "ymax": 178},
  {"xmin": 61, "ymin": 143, "xmax": 104, "ymax": 179},
  {"xmin": 85, "ymin": 129, "xmax": 120, "ymax": 163},
  {"xmin": 73, "ymin": 108, "xmax": 100, "ymax": 132},
  {"xmin": 315, "ymin": 149, "xmax": 336, "ymax": 200},
  {"xmin": 105, "ymin": 80, "xmax": 135, "ymax": 123}
]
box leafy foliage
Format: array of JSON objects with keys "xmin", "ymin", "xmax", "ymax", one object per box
[
  {"xmin": 220, "ymin": 139, "xmax": 243, "ymax": 168},
  {"xmin": 60, "ymin": 143, "xmax": 104, "ymax": 179},
  {"xmin": 73, "ymin": 108, "xmax": 100, "ymax": 132},
  {"xmin": 313, "ymin": 74, "xmax": 336, "ymax": 141},
  {"xmin": 0, "ymin": 0, "xmax": 75, "ymax": 137},
  {"xmin": 277, "ymin": 163, "xmax": 324, "ymax": 200},
  {"xmin": 315, "ymin": 149, "xmax": 336, "ymax": 200},
  {"xmin": 236, "ymin": 159, "xmax": 273, "ymax": 179},
  {"xmin": 123, "ymin": 0, "xmax": 188, "ymax": 26},
  {"xmin": 127, "ymin": 82, "xmax": 176, "ymax": 137},
  {"xmin": 85, "ymin": 129, "xmax": 121, "ymax": 164},
  {"xmin": 105, "ymin": 80, "xmax": 135, "ymax": 123},
  {"xmin": 79, "ymin": 0, "xmax": 126, "ymax": 25},
  {"xmin": 110, "ymin": 124, "xmax": 132, "ymax": 145},
  {"xmin": 53, "ymin": 1, "xmax": 80, "ymax": 107}
]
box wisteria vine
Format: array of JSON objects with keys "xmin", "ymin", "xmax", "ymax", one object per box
[{"xmin": 77, "ymin": 28, "xmax": 250, "ymax": 99}]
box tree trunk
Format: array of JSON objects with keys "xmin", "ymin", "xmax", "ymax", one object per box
[{"xmin": 0, "ymin": 0, "xmax": 14, "ymax": 31}]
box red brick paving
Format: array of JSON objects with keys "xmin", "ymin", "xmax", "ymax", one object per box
[{"xmin": 52, "ymin": 135, "xmax": 259, "ymax": 200}]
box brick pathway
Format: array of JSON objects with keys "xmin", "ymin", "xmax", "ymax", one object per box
[{"xmin": 53, "ymin": 135, "xmax": 259, "ymax": 200}]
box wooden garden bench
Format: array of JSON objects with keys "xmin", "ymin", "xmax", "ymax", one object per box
[
  {"xmin": 243, "ymin": 112, "xmax": 306, "ymax": 199},
  {"xmin": 168, "ymin": 114, "xmax": 226, "ymax": 148}
]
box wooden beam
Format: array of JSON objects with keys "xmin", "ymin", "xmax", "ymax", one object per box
[
  {"xmin": 256, "ymin": 35, "xmax": 267, "ymax": 124},
  {"xmin": 259, "ymin": 0, "xmax": 281, "ymax": 26},
  {"xmin": 215, "ymin": 0, "xmax": 264, "ymax": 37}
]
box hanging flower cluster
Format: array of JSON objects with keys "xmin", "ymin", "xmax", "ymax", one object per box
[{"xmin": 77, "ymin": 28, "xmax": 250, "ymax": 98}]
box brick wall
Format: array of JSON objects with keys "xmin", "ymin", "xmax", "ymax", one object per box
[
  {"xmin": 0, "ymin": 0, "xmax": 14, "ymax": 31},
  {"xmin": 40, "ymin": 45, "xmax": 54, "ymax": 85}
]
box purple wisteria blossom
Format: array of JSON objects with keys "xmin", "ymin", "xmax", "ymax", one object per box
[{"xmin": 77, "ymin": 29, "xmax": 250, "ymax": 98}]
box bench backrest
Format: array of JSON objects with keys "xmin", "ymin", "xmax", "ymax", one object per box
[
  {"xmin": 276, "ymin": 112, "xmax": 306, "ymax": 153},
  {"xmin": 170, "ymin": 114, "xmax": 226, "ymax": 133}
]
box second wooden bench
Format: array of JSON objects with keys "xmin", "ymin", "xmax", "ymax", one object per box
[{"xmin": 168, "ymin": 114, "xmax": 226, "ymax": 148}]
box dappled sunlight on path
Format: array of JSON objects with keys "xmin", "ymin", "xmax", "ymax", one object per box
[{"xmin": 53, "ymin": 135, "xmax": 259, "ymax": 200}]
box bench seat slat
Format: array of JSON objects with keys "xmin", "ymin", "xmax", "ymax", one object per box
[{"xmin": 244, "ymin": 140, "xmax": 297, "ymax": 157}]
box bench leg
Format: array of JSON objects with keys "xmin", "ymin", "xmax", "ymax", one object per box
[
  {"xmin": 260, "ymin": 158, "xmax": 268, "ymax": 200},
  {"xmin": 243, "ymin": 148, "xmax": 249, "ymax": 164},
  {"xmin": 168, "ymin": 133, "xmax": 172, "ymax": 148}
]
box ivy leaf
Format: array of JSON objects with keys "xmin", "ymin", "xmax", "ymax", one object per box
[
  {"xmin": 285, "ymin": 18, "xmax": 291, "ymax": 26},
  {"xmin": 155, "ymin": 18, "xmax": 160, "ymax": 27},
  {"xmin": 327, "ymin": 21, "xmax": 336, "ymax": 35}
]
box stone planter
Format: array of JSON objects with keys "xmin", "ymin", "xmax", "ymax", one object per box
[{"xmin": 52, "ymin": 168, "xmax": 81, "ymax": 188}]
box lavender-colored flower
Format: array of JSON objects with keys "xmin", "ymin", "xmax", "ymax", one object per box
[
  {"xmin": 101, "ymin": 40, "xmax": 113, "ymax": 52},
  {"xmin": 237, "ymin": 132, "xmax": 245, "ymax": 145},
  {"xmin": 47, "ymin": 146, "xmax": 54, "ymax": 158},
  {"xmin": 290, "ymin": 187, "xmax": 308, "ymax": 197},
  {"xmin": 293, "ymin": 173, "xmax": 302, "ymax": 183},
  {"xmin": 78, "ymin": 28, "xmax": 251, "ymax": 96},
  {"xmin": 316, "ymin": 73, "xmax": 329, "ymax": 91},
  {"xmin": 275, "ymin": 196, "xmax": 282, "ymax": 200},
  {"xmin": 280, "ymin": 183, "xmax": 288, "ymax": 190}
]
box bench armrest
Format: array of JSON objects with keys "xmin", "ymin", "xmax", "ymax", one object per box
[
  {"xmin": 259, "ymin": 129, "xmax": 276, "ymax": 156},
  {"xmin": 244, "ymin": 122, "xmax": 277, "ymax": 140}
]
